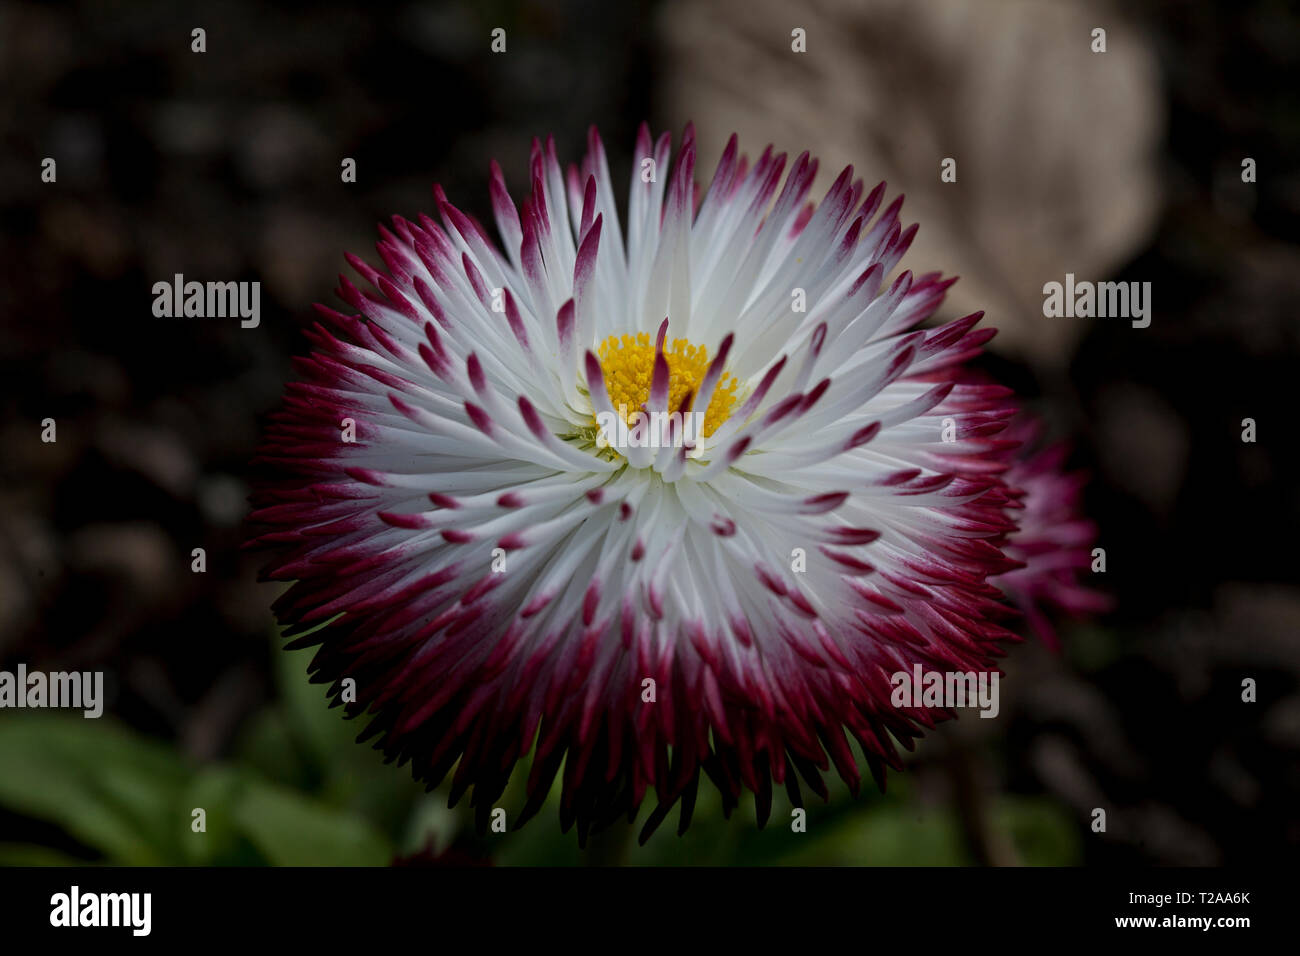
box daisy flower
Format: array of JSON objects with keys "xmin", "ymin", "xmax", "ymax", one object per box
[
  {"xmin": 251, "ymin": 123, "xmax": 1071, "ymax": 842},
  {"xmin": 997, "ymin": 416, "xmax": 1112, "ymax": 649}
]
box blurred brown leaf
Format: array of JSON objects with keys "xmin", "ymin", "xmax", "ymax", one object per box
[{"xmin": 657, "ymin": 0, "xmax": 1164, "ymax": 366}]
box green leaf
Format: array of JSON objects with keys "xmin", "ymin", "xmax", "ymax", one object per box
[
  {"xmin": 0, "ymin": 843, "xmax": 93, "ymax": 866},
  {"xmin": 275, "ymin": 631, "xmax": 354, "ymax": 770},
  {"xmin": 0, "ymin": 715, "xmax": 191, "ymax": 865},
  {"xmin": 773, "ymin": 799, "xmax": 970, "ymax": 866},
  {"xmin": 179, "ymin": 767, "xmax": 256, "ymax": 866},
  {"xmin": 231, "ymin": 709, "xmax": 312, "ymax": 790},
  {"xmin": 270, "ymin": 631, "xmax": 430, "ymax": 843},
  {"xmin": 231, "ymin": 777, "xmax": 393, "ymax": 866},
  {"xmin": 994, "ymin": 796, "xmax": 1082, "ymax": 865}
]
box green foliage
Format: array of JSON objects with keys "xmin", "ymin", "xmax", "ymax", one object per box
[
  {"xmin": 232, "ymin": 777, "xmax": 389, "ymax": 866},
  {"xmin": 0, "ymin": 712, "xmax": 394, "ymax": 866},
  {"xmin": 0, "ymin": 713, "xmax": 188, "ymax": 865},
  {"xmin": 0, "ymin": 634, "xmax": 438, "ymax": 866},
  {"xmin": 0, "ymin": 630, "xmax": 1083, "ymax": 866}
]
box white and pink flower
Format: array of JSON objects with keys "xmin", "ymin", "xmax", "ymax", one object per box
[{"xmin": 250, "ymin": 124, "xmax": 1102, "ymax": 841}]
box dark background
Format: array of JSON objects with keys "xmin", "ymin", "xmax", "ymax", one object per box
[{"xmin": 0, "ymin": 0, "xmax": 1296, "ymax": 866}]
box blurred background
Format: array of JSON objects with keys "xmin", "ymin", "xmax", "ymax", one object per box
[{"xmin": 0, "ymin": 0, "xmax": 1297, "ymax": 866}]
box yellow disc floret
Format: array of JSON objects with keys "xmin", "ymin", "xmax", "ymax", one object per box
[{"xmin": 595, "ymin": 333, "xmax": 740, "ymax": 438}]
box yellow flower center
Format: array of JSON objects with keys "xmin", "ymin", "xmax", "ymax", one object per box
[{"xmin": 595, "ymin": 333, "xmax": 740, "ymax": 438}]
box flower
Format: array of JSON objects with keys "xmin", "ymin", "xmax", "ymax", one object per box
[
  {"xmin": 996, "ymin": 416, "xmax": 1112, "ymax": 649},
  {"xmin": 250, "ymin": 123, "xmax": 1083, "ymax": 843}
]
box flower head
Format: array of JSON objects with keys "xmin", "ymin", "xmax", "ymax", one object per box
[
  {"xmin": 251, "ymin": 124, "xmax": 1091, "ymax": 841},
  {"xmin": 996, "ymin": 416, "xmax": 1112, "ymax": 648}
]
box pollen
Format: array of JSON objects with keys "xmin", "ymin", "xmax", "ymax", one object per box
[{"xmin": 595, "ymin": 333, "xmax": 740, "ymax": 438}]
